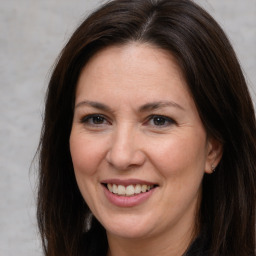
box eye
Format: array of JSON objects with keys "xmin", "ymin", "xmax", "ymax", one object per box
[
  {"xmin": 80, "ymin": 114, "xmax": 110, "ymax": 126},
  {"xmin": 146, "ymin": 115, "xmax": 175, "ymax": 127}
]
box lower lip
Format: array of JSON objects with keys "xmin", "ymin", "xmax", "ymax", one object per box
[{"xmin": 102, "ymin": 185, "xmax": 156, "ymax": 207}]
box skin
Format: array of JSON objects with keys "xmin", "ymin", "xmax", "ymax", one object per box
[{"xmin": 70, "ymin": 43, "xmax": 222, "ymax": 256}]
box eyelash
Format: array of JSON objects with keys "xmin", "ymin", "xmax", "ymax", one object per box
[
  {"xmin": 80, "ymin": 114, "xmax": 111, "ymax": 126},
  {"xmin": 80, "ymin": 114, "xmax": 176, "ymax": 128},
  {"xmin": 145, "ymin": 115, "xmax": 176, "ymax": 127}
]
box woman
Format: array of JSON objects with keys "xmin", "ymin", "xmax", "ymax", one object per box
[{"xmin": 37, "ymin": 0, "xmax": 256, "ymax": 255}]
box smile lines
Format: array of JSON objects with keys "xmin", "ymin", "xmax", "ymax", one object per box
[{"xmin": 106, "ymin": 184, "xmax": 155, "ymax": 196}]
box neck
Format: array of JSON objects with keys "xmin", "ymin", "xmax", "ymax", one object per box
[{"xmin": 106, "ymin": 223, "xmax": 196, "ymax": 256}]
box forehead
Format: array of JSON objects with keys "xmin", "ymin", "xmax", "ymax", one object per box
[
  {"xmin": 76, "ymin": 43, "xmax": 188, "ymax": 95},
  {"xmin": 75, "ymin": 43, "xmax": 200, "ymax": 124}
]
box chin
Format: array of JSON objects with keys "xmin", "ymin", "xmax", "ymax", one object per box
[
  {"xmin": 106, "ymin": 226, "xmax": 152, "ymax": 240},
  {"xmin": 99, "ymin": 213, "xmax": 157, "ymax": 239}
]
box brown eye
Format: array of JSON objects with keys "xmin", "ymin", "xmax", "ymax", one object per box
[
  {"xmin": 81, "ymin": 114, "xmax": 109, "ymax": 126},
  {"xmin": 153, "ymin": 116, "xmax": 167, "ymax": 126},
  {"xmin": 147, "ymin": 115, "xmax": 175, "ymax": 127},
  {"xmin": 91, "ymin": 116, "xmax": 105, "ymax": 124}
]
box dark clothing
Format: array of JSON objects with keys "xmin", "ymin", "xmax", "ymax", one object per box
[
  {"xmin": 81, "ymin": 221, "xmax": 211, "ymax": 256},
  {"xmin": 183, "ymin": 229, "xmax": 211, "ymax": 256},
  {"xmin": 82, "ymin": 230, "xmax": 211, "ymax": 256}
]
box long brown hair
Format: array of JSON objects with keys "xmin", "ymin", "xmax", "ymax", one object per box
[{"xmin": 37, "ymin": 0, "xmax": 256, "ymax": 255}]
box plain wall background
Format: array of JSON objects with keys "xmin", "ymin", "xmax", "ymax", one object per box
[{"xmin": 0, "ymin": 1, "xmax": 255, "ymax": 255}]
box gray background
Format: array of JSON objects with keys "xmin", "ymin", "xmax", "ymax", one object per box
[{"xmin": 0, "ymin": 0, "xmax": 255, "ymax": 255}]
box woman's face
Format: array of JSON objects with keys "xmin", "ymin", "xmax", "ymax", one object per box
[{"xmin": 70, "ymin": 43, "xmax": 218, "ymax": 242}]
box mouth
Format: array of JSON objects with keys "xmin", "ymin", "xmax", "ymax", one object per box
[
  {"xmin": 101, "ymin": 179, "xmax": 159, "ymax": 207},
  {"xmin": 102, "ymin": 183, "xmax": 158, "ymax": 197}
]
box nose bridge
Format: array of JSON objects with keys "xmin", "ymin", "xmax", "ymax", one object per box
[{"xmin": 106, "ymin": 123, "xmax": 144, "ymax": 170}]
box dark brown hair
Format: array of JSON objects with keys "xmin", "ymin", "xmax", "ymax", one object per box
[{"xmin": 37, "ymin": 0, "xmax": 256, "ymax": 255}]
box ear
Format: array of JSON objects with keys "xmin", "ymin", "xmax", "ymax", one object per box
[{"xmin": 204, "ymin": 137, "xmax": 223, "ymax": 174}]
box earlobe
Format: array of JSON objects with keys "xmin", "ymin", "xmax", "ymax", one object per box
[{"xmin": 205, "ymin": 137, "xmax": 223, "ymax": 174}]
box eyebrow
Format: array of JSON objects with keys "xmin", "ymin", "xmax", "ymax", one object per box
[
  {"xmin": 75, "ymin": 100, "xmax": 111, "ymax": 111},
  {"xmin": 138, "ymin": 101, "xmax": 185, "ymax": 112},
  {"xmin": 75, "ymin": 100, "xmax": 184, "ymax": 112}
]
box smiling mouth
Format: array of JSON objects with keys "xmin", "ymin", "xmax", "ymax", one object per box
[{"xmin": 103, "ymin": 183, "xmax": 157, "ymax": 197}]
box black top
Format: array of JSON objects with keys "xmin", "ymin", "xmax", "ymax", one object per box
[
  {"xmin": 183, "ymin": 228, "xmax": 211, "ymax": 256},
  {"xmin": 81, "ymin": 230, "xmax": 211, "ymax": 256},
  {"xmin": 81, "ymin": 221, "xmax": 211, "ymax": 256}
]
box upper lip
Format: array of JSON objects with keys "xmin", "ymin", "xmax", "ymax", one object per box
[{"xmin": 101, "ymin": 179, "xmax": 157, "ymax": 186}]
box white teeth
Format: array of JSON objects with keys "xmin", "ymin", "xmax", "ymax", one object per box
[
  {"xmin": 106, "ymin": 184, "xmax": 154, "ymax": 196},
  {"xmin": 113, "ymin": 184, "xmax": 118, "ymax": 194},
  {"xmin": 107, "ymin": 184, "xmax": 113, "ymax": 192},
  {"xmin": 141, "ymin": 185, "xmax": 147, "ymax": 193},
  {"xmin": 134, "ymin": 184, "xmax": 141, "ymax": 194},
  {"xmin": 126, "ymin": 185, "xmax": 135, "ymax": 196},
  {"xmin": 117, "ymin": 185, "xmax": 126, "ymax": 195}
]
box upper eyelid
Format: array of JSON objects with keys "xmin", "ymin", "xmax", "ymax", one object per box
[
  {"xmin": 144, "ymin": 115, "xmax": 176, "ymax": 126},
  {"xmin": 147, "ymin": 114, "xmax": 175, "ymax": 121},
  {"xmin": 80, "ymin": 114, "xmax": 110, "ymax": 124}
]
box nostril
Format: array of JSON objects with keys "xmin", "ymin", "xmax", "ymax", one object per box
[{"xmin": 106, "ymin": 149, "xmax": 146, "ymax": 171}]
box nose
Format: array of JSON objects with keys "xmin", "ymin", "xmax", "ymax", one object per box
[{"xmin": 106, "ymin": 126, "xmax": 146, "ymax": 171}]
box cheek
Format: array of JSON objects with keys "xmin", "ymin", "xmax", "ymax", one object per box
[
  {"xmin": 149, "ymin": 135, "xmax": 207, "ymax": 214},
  {"xmin": 149, "ymin": 133, "xmax": 207, "ymax": 177},
  {"xmin": 69, "ymin": 132, "xmax": 107, "ymax": 176}
]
